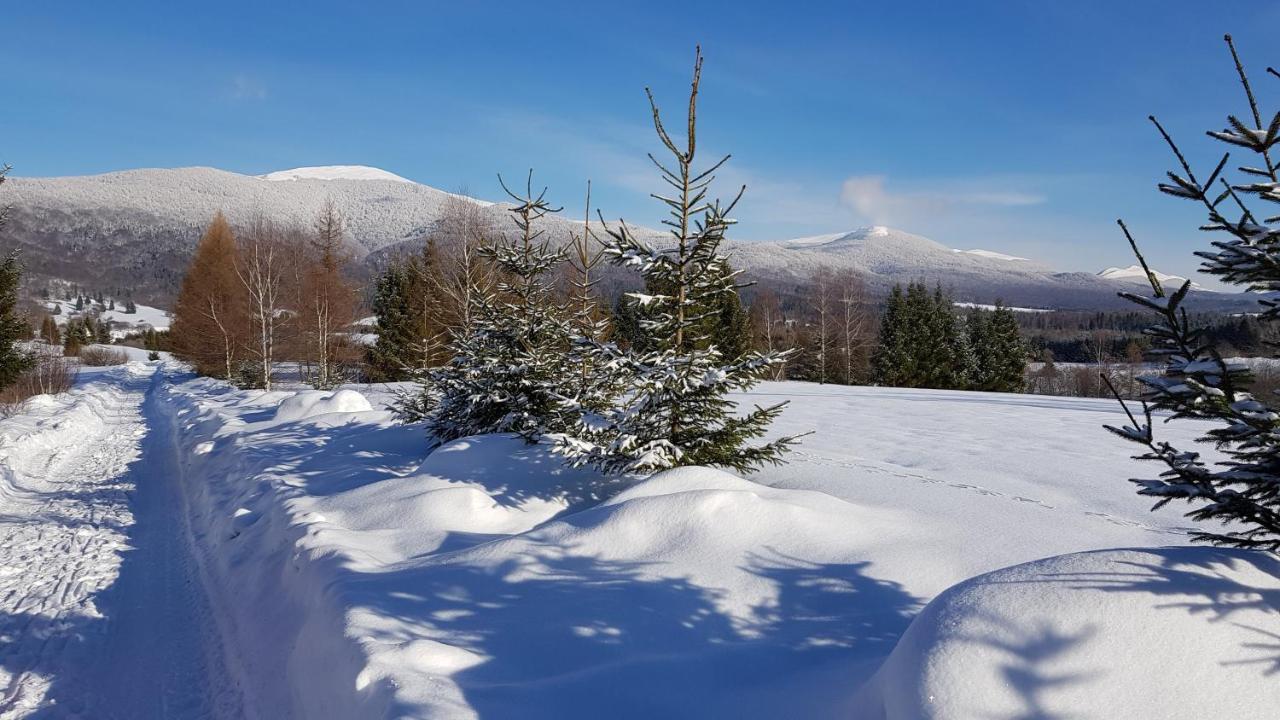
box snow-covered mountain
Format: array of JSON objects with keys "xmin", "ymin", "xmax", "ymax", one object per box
[
  {"xmin": 0, "ymin": 166, "xmax": 591, "ymax": 304},
  {"xmin": 258, "ymin": 165, "xmax": 415, "ymax": 183},
  {"xmin": 1097, "ymin": 264, "xmax": 1202, "ymax": 290},
  {"xmin": 726, "ymin": 226, "xmax": 1248, "ymax": 311},
  {"xmin": 0, "ymin": 166, "xmax": 1257, "ymax": 311}
]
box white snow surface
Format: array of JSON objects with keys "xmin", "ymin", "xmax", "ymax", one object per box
[
  {"xmin": 2, "ymin": 371, "xmax": 1272, "ymax": 718},
  {"xmin": 953, "ymin": 301, "xmax": 1051, "ymax": 313},
  {"xmin": 259, "ymin": 165, "xmax": 414, "ymax": 184},
  {"xmin": 953, "ymin": 248, "xmax": 1029, "ymax": 261},
  {"xmin": 139, "ymin": 378, "xmax": 1271, "ymax": 718},
  {"xmin": 1098, "ymin": 264, "xmax": 1203, "ymax": 290},
  {"xmin": 0, "ymin": 362, "xmax": 242, "ymax": 717},
  {"xmin": 46, "ymin": 299, "xmax": 170, "ymax": 335},
  {"xmin": 860, "ymin": 547, "xmax": 1280, "ymax": 719}
]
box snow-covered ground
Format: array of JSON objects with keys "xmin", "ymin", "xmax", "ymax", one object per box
[
  {"xmin": 156, "ymin": 379, "xmax": 1278, "ymax": 718},
  {"xmin": 44, "ymin": 299, "xmax": 170, "ymax": 338},
  {"xmin": 0, "ymin": 363, "xmax": 240, "ymax": 717},
  {"xmin": 2, "ymin": 374, "xmax": 1275, "ymax": 718}
]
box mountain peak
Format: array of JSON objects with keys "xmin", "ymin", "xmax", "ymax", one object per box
[
  {"xmin": 1098, "ymin": 264, "xmax": 1201, "ymax": 289},
  {"xmin": 258, "ymin": 165, "xmax": 413, "ymax": 184}
]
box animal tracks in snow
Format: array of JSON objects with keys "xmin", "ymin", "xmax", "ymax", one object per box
[{"xmin": 789, "ymin": 449, "xmax": 1188, "ymax": 537}]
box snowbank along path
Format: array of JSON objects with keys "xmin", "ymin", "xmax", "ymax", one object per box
[{"xmin": 0, "ymin": 363, "xmax": 242, "ymax": 719}]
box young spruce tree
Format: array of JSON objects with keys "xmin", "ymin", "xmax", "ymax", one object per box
[
  {"xmin": 1104, "ymin": 35, "xmax": 1280, "ymax": 550},
  {"xmin": 553, "ymin": 48, "xmax": 801, "ymax": 474},
  {"xmin": 417, "ymin": 172, "xmax": 574, "ymax": 443}
]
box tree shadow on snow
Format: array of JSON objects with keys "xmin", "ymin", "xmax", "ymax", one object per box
[
  {"xmin": 955, "ymin": 613, "xmax": 1099, "ymax": 720},
  {"xmin": 1057, "ymin": 547, "xmax": 1280, "ymax": 678},
  {"xmin": 333, "ymin": 543, "xmax": 920, "ymax": 719}
]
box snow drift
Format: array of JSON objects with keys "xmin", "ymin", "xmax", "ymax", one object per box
[
  {"xmin": 860, "ymin": 547, "xmax": 1280, "ymax": 720},
  {"xmin": 155, "ymin": 376, "xmax": 1276, "ymax": 719}
]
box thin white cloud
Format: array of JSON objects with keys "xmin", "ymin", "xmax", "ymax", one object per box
[
  {"xmin": 229, "ymin": 74, "xmax": 268, "ymax": 101},
  {"xmin": 839, "ymin": 175, "xmax": 1045, "ymax": 226}
]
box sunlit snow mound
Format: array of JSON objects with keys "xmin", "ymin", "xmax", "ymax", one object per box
[
  {"xmin": 374, "ymin": 465, "xmax": 916, "ymax": 718},
  {"xmin": 273, "ymin": 389, "xmax": 373, "ymax": 422},
  {"xmin": 860, "ymin": 546, "xmax": 1280, "ymax": 720}
]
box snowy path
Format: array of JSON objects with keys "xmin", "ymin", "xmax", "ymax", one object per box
[{"xmin": 0, "ymin": 365, "xmax": 242, "ymax": 719}]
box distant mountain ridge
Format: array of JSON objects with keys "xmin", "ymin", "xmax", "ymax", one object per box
[{"xmin": 0, "ymin": 165, "xmax": 1259, "ymax": 312}]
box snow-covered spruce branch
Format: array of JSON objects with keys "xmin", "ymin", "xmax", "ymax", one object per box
[{"xmin": 1106, "ymin": 34, "xmax": 1280, "ymax": 551}]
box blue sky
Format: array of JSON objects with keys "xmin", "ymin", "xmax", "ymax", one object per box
[{"xmin": 4, "ymin": 2, "xmax": 1280, "ymax": 283}]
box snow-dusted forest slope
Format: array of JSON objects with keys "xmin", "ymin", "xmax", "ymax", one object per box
[{"xmin": 1, "ymin": 167, "xmax": 1255, "ymax": 310}]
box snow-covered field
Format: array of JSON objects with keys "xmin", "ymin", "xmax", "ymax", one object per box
[
  {"xmin": 44, "ymin": 299, "xmax": 171, "ymax": 338},
  {"xmin": 1, "ymin": 372, "xmax": 1276, "ymax": 718}
]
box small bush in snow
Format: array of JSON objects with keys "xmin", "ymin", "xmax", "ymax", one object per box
[{"xmin": 78, "ymin": 346, "xmax": 129, "ymax": 367}]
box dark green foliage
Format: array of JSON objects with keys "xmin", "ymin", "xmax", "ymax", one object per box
[
  {"xmin": 367, "ymin": 262, "xmax": 416, "ymax": 381},
  {"xmin": 871, "ymin": 282, "xmax": 974, "ymax": 390},
  {"xmin": 407, "ymin": 172, "xmax": 575, "ymax": 443},
  {"xmin": 62, "ymin": 318, "xmax": 92, "ymax": 356},
  {"xmin": 553, "ymin": 49, "xmax": 799, "ymax": 474},
  {"xmin": 968, "ymin": 301, "xmax": 1027, "ymax": 392},
  {"xmin": 367, "ymin": 240, "xmax": 447, "ymax": 382},
  {"xmin": 0, "ymin": 254, "xmax": 32, "ymax": 387},
  {"xmin": 614, "ymin": 260, "xmax": 751, "ymax": 361}
]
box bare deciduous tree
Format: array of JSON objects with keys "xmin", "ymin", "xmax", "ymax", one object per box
[
  {"xmin": 302, "ymin": 198, "xmax": 360, "ymax": 388},
  {"xmin": 235, "ymin": 214, "xmax": 292, "ymax": 390},
  {"xmin": 835, "ymin": 269, "xmax": 873, "ymax": 384}
]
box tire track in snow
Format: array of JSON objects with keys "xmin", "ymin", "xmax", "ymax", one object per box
[{"xmin": 0, "ymin": 366, "xmax": 244, "ymax": 718}]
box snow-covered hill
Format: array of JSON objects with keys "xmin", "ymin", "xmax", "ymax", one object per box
[
  {"xmin": 1098, "ymin": 264, "xmax": 1203, "ymax": 290},
  {"xmin": 258, "ymin": 165, "xmax": 415, "ymax": 183},
  {"xmin": 0, "ymin": 166, "xmax": 1256, "ymax": 311}
]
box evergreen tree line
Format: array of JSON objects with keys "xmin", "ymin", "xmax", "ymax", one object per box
[
  {"xmin": 870, "ymin": 282, "xmax": 1026, "ymax": 392},
  {"xmin": 168, "ymin": 203, "xmax": 361, "ymax": 390}
]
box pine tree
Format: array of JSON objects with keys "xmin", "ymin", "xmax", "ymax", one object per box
[
  {"xmin": 366, "ymin": 261, "xmax": 417, "ymax": 381},
  {"xmin": 0, "ymin": 253, "xmax": 32, "ymax": 386},
  {"xmin": 871, "ymin": 284, "xmax": 911, "ymax": 386},
  {"xmin": 413, "ymin": 172, "xmax": 574, "ymax": 442},
  {"xmin": 62, "ymin": 318, "xmax": 91, "ymax": 357},
  {"xmin": 872, "ymin": 282, "xmax": 974, "ymax": 390},
  {"xmin": 1104, "ymin": 35, "xmax": 1280, "ymax": 550},
  {"xmin": 553, "ymin": 49, "xmax": 801, "ymax": 474},
  {"xmin": 0, "ymin": 165, "xmax": 31, "ymax": 388},
  {"xmin": 969, "ymin": 301, "xmax": 1027, "ymax": 392},
  {"xmin": 367, "ymin": 240, "xmax": 448, "ymax": 382},
  {"xmin": 94, "ymin": 316, "xmax": 112, "ymax": 344}
]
